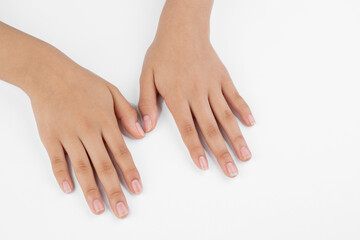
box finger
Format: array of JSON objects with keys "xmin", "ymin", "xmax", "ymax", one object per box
[
  {"xmin": 222, "ymin": 80, "xmax": 255, "ymax": 126},
  {"xmin": 43, "ymin": 138, "xmax": 73, "ymax": 194},
  {"xmin": 167, "ymin": 100, "xmax": 208, "ymax": 170},
  {"xmin": 139, "ymin": 69, "xmax": 157, "ymax": 133},
  {"xmin": 102, "ymin": 120, "xmax": 143, "ymax": 194},
  {"xmin": 107, "ymin": 83, "xmax": 145, "ymax": 139},
  {"xmin": 209, "ymin": 92, "xmax": 252, "ymax": 161},
  {"xmin": 62, "ymin": 138, "xmax": 105, "ymax": 215},
  {"xmin": 81, "ymin": 134, "xmax": 129, "ymax": 219},
  {"xmin": 191, "ymin": 99, "xmax": 239, "ymax": 178}
]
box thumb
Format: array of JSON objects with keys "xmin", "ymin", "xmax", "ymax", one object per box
[
  {"xmin": 138, "ymin": 69, "xmax": 158, "ymax": 133},
  {"xmin": 108, "ymin": 84, "xmax": 145, "ymax": 139}
]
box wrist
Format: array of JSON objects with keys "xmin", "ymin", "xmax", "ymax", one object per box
[
  {"xmin": 155, "ymin": 0, "xmax": 213, "ymax": 44},
  {"xmin": 24, "ymin": 44, "xmax": 79, "ymax": 99}
]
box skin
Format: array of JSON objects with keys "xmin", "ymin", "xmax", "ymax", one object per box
[
  {"xmin": 0, "ymin": 22, "xmax": 145, "ymax": 218},
  {"xmin": 139, "ymin": 0, "xmax": 255, "ymax": 177},
  {"xmin": 0, "ymin": 0, "xmax": 255, "ymax": 219}
]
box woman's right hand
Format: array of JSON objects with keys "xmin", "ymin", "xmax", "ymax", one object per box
[{"xmin": 26, "ymin": 46, "xmax": 145, "ymax": 218}]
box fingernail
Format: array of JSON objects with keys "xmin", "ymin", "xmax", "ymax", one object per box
[
  {"xmin": 143, "ymin": 115, "xmax": 152, "ymax": 132},
  {"xmin": 248, "ymin": 114, "xmax": 256, "ymax": 126},
  {"xmin": 116, "ymin": 202, "xmax": 128, "ymax": 218},
  {"xmin": 93, "ymin": 199, "xmax": 104, "ymax": 214},
  {"xmin": 199, "ymin": 156, "xmax": 208, "ymax": 170},
  {"xmin": 131, "ymin": 179, "xmax": 142, "ymax": 194},
  {"xmin": 62, "ymin": 181, "xmax": 72, "ymax": 194},
  {"xmin": 226, "ymin": 162, "xmax": 238, "ymax": 177},
  {"xmin": 135, "ymin": 122, "xmax": 145, "ymax": 137},
  {"xmin": 240, "ymin": 146, "xmax": 252, "ymax": 161}
]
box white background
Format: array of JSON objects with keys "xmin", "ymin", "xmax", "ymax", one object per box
[{"xmin": 0, "ymin": 0, "xmax": 359, "ymax": 239}]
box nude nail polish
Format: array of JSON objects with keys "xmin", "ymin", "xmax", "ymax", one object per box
[
  {"xmin": 135, "ymin": 122, "xmax": 145, "ymax": 137},
  {"xmin": 131, "ymin": 179, "xmax": 142, "ymax": 194},
  {"xmin": 116, "ymin": 202, "xmax": 128, "ymax": 218},
  {"xmin": 62, "ymin": 181, "xmax": 72, "ymax": 194},
  {"xmin": 240, "ymin": 146, "xmax": 252, "ymax": 161},
  {"xmin": 93, "ymin": 199, "xmax": 104, "ymax": 214},
  {"xmin": 226, "ymin": 162, "xmax": 238, "ymax": 177},
  {"xmin": 199, "ymin": 156, "xmax": 208, "ymax": 170},
  {"xmin": 143, "ymin": 115, "xmax": 152, "ymax": 132},
  {"xmin": 248, "ymin": 114, "xmax": 256, "ymax": 126}
]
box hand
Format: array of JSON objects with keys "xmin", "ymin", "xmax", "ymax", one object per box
[
  {"xmin": 28, "ymin": 48, "xmax": 145, "ymax": 218},
  {"xmin": 138, "ymin": 0, "xmax": 255, "ymax": 177}
]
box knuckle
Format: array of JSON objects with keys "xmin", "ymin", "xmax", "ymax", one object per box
[
  {"xmin": 51, "ymin": 156, "xmax": 64, "ymax": 168},
  {"xmin": 114, "ymin": 147, "xmax": 131, "ymax": 160},
  {"xmin": 108, "ymin": 189, "xmax": 123, "ymax": 200},
  {"xmin": 125, "ymin": 107, "xmax": 138, "ymax": 119},
  {"xmin": 218, "ymin": 151, "xmax": 232, "ymax": 162},
  {"xmin": 123, "ymin": 167, "xmax": 138, "ymax": 177},
  {"xmin": 51, "ymin": 157, "xmax": 67, "ymax": 175},
  {"xmin": 189, "ymin": 146, "xmax": 203, "ymax": 155},
  {"xmin": 205, "ymin": 124, "xmax": 219, "ymax": 138},
  {"xmin": 53, "ymin": 168, "xmax": 68, "ymax": 177},
  {"xmin": 85, "ymin": 187, "xmax": 98, "ymax": 196},
  {"xmin": 138, "ymin": 101, "xmax": 152, "ymax": 111},
  {"xmin": 234, "ymin": 135, "xmax": 245, "ymax": 144},
  {"xmin": 181, "ymin": 121, "xmax": 195, "ymax": 137},
  {"xmin": 79, "ymin": 118, "xmax": 96, "ymax": 134},
  {"xmin": 222, "ymin": 109, "xmax": 235, "ymax": 121},
  {"xmin": 74, "ymin": 160, "xmax": 91, "ymax": 175},
  {"xmin": 189, "ymin": 81, "xmax": 201, "ymax": 94},
  {"xmin": 98, "ymin": 162, "xmax": 115, "ymax": 175}
]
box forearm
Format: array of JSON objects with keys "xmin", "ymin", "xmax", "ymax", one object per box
[
  {"xmin": 155, "ymin": 0, "xmax": 214, "ymax": 43},
  {"xmin": 0, "ymin": 22, "xmax": 75, "ymax": 95}
]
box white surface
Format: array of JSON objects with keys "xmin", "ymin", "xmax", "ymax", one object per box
[{"xmin": 0, "ymin": 0, "xmax": 360, "ymax": 239}]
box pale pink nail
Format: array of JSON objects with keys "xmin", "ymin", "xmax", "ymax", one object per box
[
  {"xmin": 93, "ymin": 199, "xmax": 104, "ymax": 214},
  {"xmin": 131, "ymin": 179, "xmax": 142, "ymax": 194},
  {"xmin": 248, "ymin": 114, "xmax": 256, "ymax": 126},
  {"xmin": 226, "ymin": 162, "xmax": 238, "ymax": 177},
  {"xmin": 143, "ymin": 115, "xmax": 152, "ymax": 132},
  {"xmin": 240, "ymin": 146, "xmax": 252, "ymax": 161},
  {"xmin": 116, "ymin": 202, "xmax": 128, "ymax": 218},
  {"xmin": 135, "ymin": 122, "xmax": 145, "ymax": 137},
  {"xmin": 199, "ymin": 156, "xmax": 208, "ymax": 170},
  {"xmin": 62, "ymin": 181, "xmax": 72, "ymax": 194}
]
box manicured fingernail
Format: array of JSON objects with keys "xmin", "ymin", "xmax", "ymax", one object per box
[
  {"xmin": 240, "ymin": 146, "xmax": 252, "ymax": 161},
  {"xmin": 116, "ymin": 202, "xmax": 128, "ymax": 218},
  {"xmin": 248, "ymin": 114, "xmax": 256, "ymax": 126},
  {"xmin": 226, "ymin": 162, "xmax": 238, "ymax": 177},
  {"xmin": 131, "ymin": 179, "xmax": 142, "ymax": 194},
  {"xmin": 199, "ymin": 156, "xmax": 208, "ymax": 170},
  {"xmin": 135, "ymin": 122, "xmax": 145, "ymax": 137},
  {"xmin": 93, "ymin": 199, "xmax": 104, "ymax": 214},
  {"xmin": 143, "ymin": 115, "xmax": 152, "ymax": 132},
  {"xmin": 62, "ymin": 181, "xmax": 72, "ymax": 193}
]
